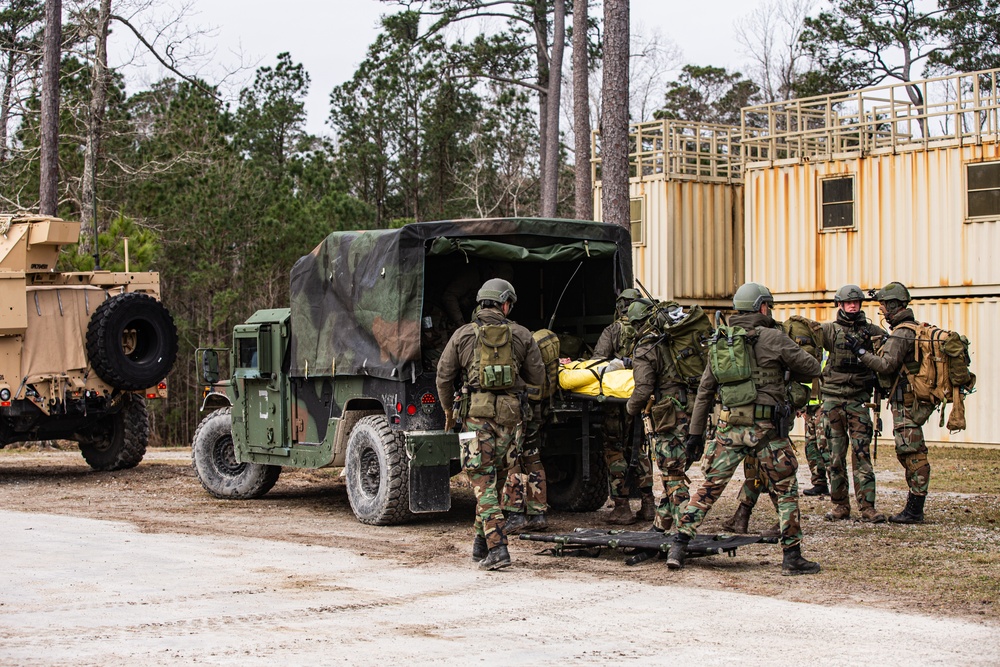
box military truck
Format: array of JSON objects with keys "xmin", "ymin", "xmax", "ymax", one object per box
[
  {"xmin": 193, "ymin": 218, "xmax": 632, "ymax": 524},
  {"xmin": 0, "ymin": 213, "xmax": 178, "ymax": 470}
]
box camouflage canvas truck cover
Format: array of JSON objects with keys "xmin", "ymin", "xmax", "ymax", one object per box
[
  {"xmin": 193, "ymin": 218, "xmax": 633, "ymax": 524},
  {"xmin": 0, "ymin": 214, "xmax": 178, "ymax": 469}
]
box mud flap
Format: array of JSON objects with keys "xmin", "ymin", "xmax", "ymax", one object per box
[
  {"xmin": 519, "ymin": 528, "xmax": 773, "ymax": 565},
  {"xmin": 409, "ymin": 464, "xmax": 452, "ymax": 513}
]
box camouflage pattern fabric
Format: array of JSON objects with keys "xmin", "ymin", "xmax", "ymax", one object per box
[
  {"xmin": 679, "ymin": 419, "xmax": 803, "ymax": 549},
  {"xmin": 462, "ymin": 415, "xmax": 521, "ymax": 549},
  {"xmin": 890, "ymin": 399, "xmax": 934, "ymax": 496},
  {"xmin": 822, "ymin": 398, "xmax": 877, "ymax": 509},
  {"xmin": 733, "ymin": 452, "xmax": 774, "ymax": 509},
  {"xmin": 803, "ymin": 404, "xmax": 829, "ymax": 487},
  {"xmin": 289, "ymin": 218, "xmax": 632, "ymax": 381},
  {"xmin": 502, "ymin": 405, "xmax": 548, "ymax": 515},
  {"xmin": 603, "ymin": 409, "xmax": 653, "ymax": 498},
  {"xmin": 651, "ymin": 409, "xmax": 691, "ymax": 528}
]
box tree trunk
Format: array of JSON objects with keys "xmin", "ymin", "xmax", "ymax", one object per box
[
  {"xmin": 0, "ymin": 51, "xmax": 17, "ymax": 164},
  {"xmin": 601, "ymin": 0, "xmax": 630, "ymax": 231},
  {"xmin": 541, "ymin": 0, "xmax": 564, "ymax": 218},
  {"xmin": 572, "ymin": 0, "xmax": 592, "ymax": 220},
  {"xmin": 39, "ymin": 0, "xmax": 61, "ymax": 216},
  {"xmin": 80, "ymin": 0, "xmax": 111, "ymax": 256},
  {"xmin": 532, "ymin": 0, "xmax": 549, "ymax": 213}
]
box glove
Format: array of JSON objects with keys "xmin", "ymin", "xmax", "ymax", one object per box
[
  {"xmin": 621, "ymin": 357, "xmax": 633, "ymax": 369},
  {"xmin": 844, "ymin": 332, "xmax": 867, "ymax": 356},
  {"xmin": 684, "ymin": 433, "xmax": 706, "ymax": 471},
  {"xmin": 444, "ymin": 412, "xmax": 457, "ymax": 432}
]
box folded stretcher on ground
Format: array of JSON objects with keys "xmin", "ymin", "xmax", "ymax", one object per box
[{"xmin": 558, "ymin": 359, "xmax": 634, "ymax": 399}]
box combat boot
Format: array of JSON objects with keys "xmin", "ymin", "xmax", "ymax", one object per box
[
  {"xmin": 802, "ymin": 483, "xmax": 829, "ymax": 496},
  {"xmin": 524, "ymin": 513, "xmax": 548, "ymax": 531},
  {"xmin": 858, "ymin": 506, "xmax": 887, "ymax": 523},
  {"xmin": 667, "ymin": 533, "xmax": 690, "ymax": 570},
  {"xmin": 607, "ymin": 497, "xmax": 637, "ymax": 525},
  {"xmin": 760, "ymin": 522, "xmax": 781, "ymax": 539},
  {"xmin": 504, "ymin": 512, "xmax": 528, "ymax": 535},
  {"xmin": 888, "ymin": 493, "xmax": 925, "ymax": 524},
  {"xmin": 781, "ymin": 545, "xmax": 821, "ymax": 576},
  {"xmin": 479, "ymin": 544, "xmax": 512, "ymax": 571},
  {"xmin": 472, "ymin": 535, "xmax": 488, "ymax": 561},
  {"xmin": 637, "ymin": 492, "xmax": 656, "ymax": 522},
  {"xmin": 721, "ymin": 503, "xmax": 752, "ymax": 534},
  {"xmin": 824, "ymin": 503, "xmax": 851, "ymax": 521}
]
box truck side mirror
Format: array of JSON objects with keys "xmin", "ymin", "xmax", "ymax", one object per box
[{"xmin": 203, "ymin": 349, "xmax": 220, "ymax": 384}]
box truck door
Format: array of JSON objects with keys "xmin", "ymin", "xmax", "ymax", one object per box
[{"xmin": 233, "ymin": 326, "xmax": 289, "ymax": 463}]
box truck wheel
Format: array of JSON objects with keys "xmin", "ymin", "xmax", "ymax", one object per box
[
  {"xmin": 192, "ymin": 407, "xmax": 280, "ymax": 499},
  {"xmin": 79, "ymin": 394, "xmax": 150, "ymax": 471},
  {"xmin": 345, "ymin": 414, "xmax": 411, "ymax": 525},
  {"xmin": 87, "ymin": 292, "xmax": 179, "ymax": 391},
  {"xmin": 545, "ymin": 447, "xmax": 610, "ymax": 513}
]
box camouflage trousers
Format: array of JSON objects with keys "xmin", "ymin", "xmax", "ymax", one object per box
[
  {"xmin": 890, "ymin": 398, "xmax": 934, "ymax": 496},
  {"xmin": 679, "ymin": 419, "xmax": 803, "ymax": 549},
  {"xmin": 502, "ymin": 405, "xmax": 548, "ymax": 515},
  {"xmin": 461, "ymin": 416, "xmax": 520, "ymax": 549},
  {"xmin": 822, "ymin": 398, "xmax": 876, "ymax": 509},
  {"xmin": 603, "ymin": 408, "xmax": 653, "ymax": 498},
  {"xmin": 717, "ymin": 444, "xmax": 776, "ymax": 512},
  {"xmin": 651, "ymin": 409, "xmax": 691, "ymax": 529},
  {"xmin": 803, "ymin": 404, "xmax": 829, "ymax": 488}
]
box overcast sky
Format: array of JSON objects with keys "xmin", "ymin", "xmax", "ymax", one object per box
[{"xmin": 112, "ymin": 0, "xmax": 765, "ymax": 135}]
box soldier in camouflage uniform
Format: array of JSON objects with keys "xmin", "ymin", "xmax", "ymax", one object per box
[
  {"xmin": 671, "ymin": 283, "xmax": 822, "ymax": 576},
  {"xmin": 801, "ymin": 380, "xmax": 830, "ymax": 496},
  {"xmin": 819, "ymin": 284, "xmax": 888, "ymax": 523},
  {"xmin": 848, "ymin": 282, "xmax": 932, "ymax": 524},
  {"xmin": 593, "ymin": 289, "xmax": 656, "ymax": 525},
  {"xmin": 436, "ymin": 279, "xmax": 545, "ymax": 570},
  {"xmin": 625, "ymin": 301, "xmax": 692, "ymax": 531}
]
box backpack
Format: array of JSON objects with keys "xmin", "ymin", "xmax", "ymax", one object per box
[
  {"xmin": 532, "ymin": 328, "xmax": 561, "ymax": 400},
  {"xmin": 894, "ymin": 322, "xmax": 975, "ymax": 430},
  {"xmin": 474, "ymin": 323, "xmax": 517, "ymax": 391},
  {"xmin": 663, "ymin": 304, "xmax": 713, "ymax": 388},
  {"xmin": 780, "ymin": 315, "xmax": 823, "ymax": 408},
  {"xmin": 708, "ymin": 323, "xmax": 757, "ymax": 408}
]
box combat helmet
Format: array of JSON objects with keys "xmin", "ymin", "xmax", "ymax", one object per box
[
  {"xmin": 874, "ymin": 281, "xmax": 910, "ymax": 304},
  {"xmin": 626, "ymin": 298, "xmax": 656, "ymax": 325},
  {"xmin": 834, "ymin": 284, "xmax": 865, "ymax": 304},
  {"xmin": 732, "ymin": 282, "xmax": 774, "ymax": 313},
  {"xmin": 476, "ymin": 278, "xmax": 517, "ymax": 306},
  {"xmin": 615, "ymin": 288, "xmax": 641, "ymax": 317}
]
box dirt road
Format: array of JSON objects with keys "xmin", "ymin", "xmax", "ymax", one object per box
[{"xmin": 1, "ymin": 448, "xmax": 998, "ymax": 665}]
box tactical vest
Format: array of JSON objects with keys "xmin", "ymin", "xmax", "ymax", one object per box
[
  {"xmin": 615, "ymin": 318, "xmax": 638, "ymax": 358},
  {"xmin": 709, "ymin": 325, "xmax": 783, "ymax": 408},
  {"xmin": 824, "ymin": 321, "xmax": 879, "ymax": 396},
  {"xmin": 472, "ymin": 322, "xmax": 518, "ymax": 391}
]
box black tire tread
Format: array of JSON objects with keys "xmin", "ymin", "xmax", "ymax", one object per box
[
  {"xmin": 79, "ymin": 395, "xmax": 150, "ymax": 471},
  {"xmin": 346, "ymin": 414, "xmax": 411, "ymax": 526},
  {"xmin": 87, "ymin": 292, "xmax": 178, "ymax": 390},
  {"xmin": 191, "ymin": 407, "xmax": 281, "ymax": 499},
  {"xmin": 547, "ymin": 448, "xmax": 610, "ymax": 512}
]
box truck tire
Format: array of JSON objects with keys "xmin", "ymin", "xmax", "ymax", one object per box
[
  {"xmin": 192, "ymin": 408, "xmax": 280, "ymax": 499},
  {"xmin": 79, "ymin": 394, "xmax": 150, "ymax": 471},
  {"xmin": 545, "ymin": 447, "xmax": 610, "ymax": 513},
  {"xmin": 87, "ymin": 292, "xmax": 179, "ymax": 391},
  {"xmin": 345, "ymin": 414, "xmax": 411, "ymax": 525}
]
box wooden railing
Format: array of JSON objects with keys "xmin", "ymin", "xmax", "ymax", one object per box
[
  {"xmin": 741, "ymin": 68, "xmax": 1000, "ymax": 161},
  {"xmin": 592, "ymin": 119, "xmax": 742, "ymax": 183}
]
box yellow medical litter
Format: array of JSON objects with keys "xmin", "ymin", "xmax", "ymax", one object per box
[{"xmin": 558, "ymin": 360, "xmax": 634, "ymax": 398}]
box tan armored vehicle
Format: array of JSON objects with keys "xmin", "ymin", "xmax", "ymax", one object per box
[{"xmin": 0, "ymin": 213, "xmax": 178, "ymax": 470}]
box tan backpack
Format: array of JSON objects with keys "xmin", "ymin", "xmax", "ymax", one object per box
[
  {"xmin": 894, "ymin": 322, "xmax": 975, "ymax": 431},
  {"xmin": 532, "ymin": 329, "xmax": 561, "ymax": 401}
]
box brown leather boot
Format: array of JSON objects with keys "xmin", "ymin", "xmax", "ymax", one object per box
[
  {"xmin": 824, "ymin": 503, "xmax": 851, "ymax": 521},
  {"xmin": 859, "ymin": 506, "xmax": 887, "ymax": 523},
  {"xmin": 607, "ymin": 497, "xmax": 637, "ymax": 525},
  {"xmin": 637, "ymin": 492, "xmax": 656, "ymax": 522},
  {"xmin": 721, "ymin": 503, "xmax": 752, "ymax": 534}
]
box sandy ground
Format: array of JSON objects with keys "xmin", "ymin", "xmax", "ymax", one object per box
[{"xmin": 1, "ymin": 448, "xmax": 998, "ymax": 665}]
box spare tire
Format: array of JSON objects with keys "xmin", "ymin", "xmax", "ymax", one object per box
[{"xmin": 87, "ymin": 292, "xmax": 178, "ymax": 390}]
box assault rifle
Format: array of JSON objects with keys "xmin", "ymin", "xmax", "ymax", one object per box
[{"xmin": 867, "ymin": 381, "xmax": 883, "ymax": 463}]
